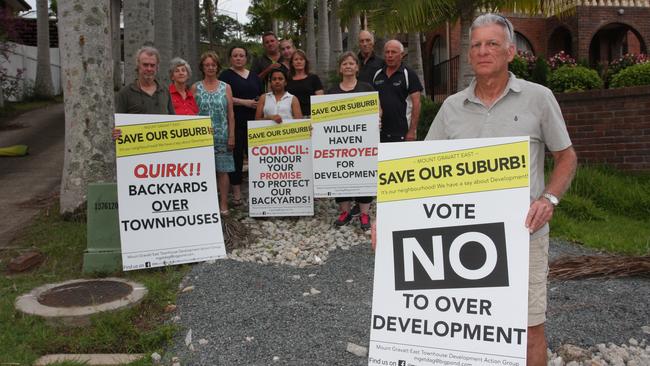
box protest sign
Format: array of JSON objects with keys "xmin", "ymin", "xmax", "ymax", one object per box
[
  {"xmin": 369, "ymin": 136, "xmax": 530, "ymax": 366},
  {"xmin": 115, "ymin": 114, "xmax": 226, "ymax": 271},
  {"xmin": 310, "ymin": 92, "xmax": 379, "ymax": 197},
  {"xmin": 248, "ymin": 119, "xmax": 313, "ymax": 217}
]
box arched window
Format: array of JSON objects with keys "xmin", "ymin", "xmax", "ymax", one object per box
[
  {"xmin": 515, "ymin": 32, "xmax": 534, "ymax": 55},
  {"xmin": 431, "ymin": 35, "xmax": 448, "ymax": 65}
]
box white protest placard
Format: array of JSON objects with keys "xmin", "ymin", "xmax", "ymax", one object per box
[
  {"xmin": 369, "ymin": 136, "xmax": 530, "ymax": 366},
  {"xmin": 248, "ymin": 119, "xmax": 313, "ymax": 217},
  {"xmin": 115, "ymin": 114, "xmax": 226, "ymax": 271},
  {"xmin": 310, "ymin": 92, "xmax": 379, "ymax": 197}
]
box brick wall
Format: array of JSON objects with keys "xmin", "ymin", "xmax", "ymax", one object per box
[{"xmin": 556, "ymin": 85, "xmax": 650, "ymax": 171}]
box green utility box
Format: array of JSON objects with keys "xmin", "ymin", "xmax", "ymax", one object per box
[{"xmin": 82, "ymin": 183, "xmax": 122, "ymax": 273}]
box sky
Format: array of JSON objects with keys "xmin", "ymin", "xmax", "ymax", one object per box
[{"xmin": 21, "ymin": 0, "xmax": 252, "ymax": 24}]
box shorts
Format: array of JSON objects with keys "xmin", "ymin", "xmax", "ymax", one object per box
[{"xmin": 528, "ymin": 234, "xmax": 549, "ymax": 326}]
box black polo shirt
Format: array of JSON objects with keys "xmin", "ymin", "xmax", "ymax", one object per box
[
  {"xmin": 372, "ymin": 63, "xmax": 423, "ymax": 139},
  {"xmin": 358, "ymin": 52, "xmax": 384, "ymax": 84},
  {"xmin": 251, "ymin": 54, "xmax": 288, "ymax": 80}
]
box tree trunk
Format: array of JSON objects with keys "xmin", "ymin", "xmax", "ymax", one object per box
[
  {"xmin": 172, "ymin": 0, "xmax": 185, "ymax": 60},
  {"xmin": 306, "ymin": 0, "xmax": 316, "ymax": 66},
  {"xmin": 123, "ymin": 0, "xmax": 154, "ymax": 84},
  {"xmin": 272, "ymin": 18, "xmax": 278, "ymax": 35},
  {"xmin": 154, "ymin": 0, "xmax": 172, "ymax": 84},
  {"xmin": 204, "ymin": 0, "xmax": 214, "ymax": 49},
  {"xmin": 347, "ymin": 12, "xmax": 360, "ymax": 52},
  {"xmin": 408, "ymin": 32, "xmax": 426, "ymax": 96},
  {"xmin": 329, "ymin": 0, "xmax": 342, "ymax": 68},
  {"xmin": 58, "ymin": 0, "xmax": 115, "ymax": 215},
  {"xmin": 317, "ymin": 0, "xmax": 330, "ymax": 82},
  {"xmin": 34, "ymin": 0, "xmax": 54, "ymax": 98},
  {"xmin": 110, "ymin": 0, "xmax": 122, "ymax": 89},
  {"xmin": 190, "ymin": 0, "xmax": 200, "ymax": 81},
  {"xmin": 458, "ymin": 13, "xmax": 474, "ymax": 90}
]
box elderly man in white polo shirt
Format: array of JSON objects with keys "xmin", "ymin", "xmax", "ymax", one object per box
[{"xmin": 425, "ymin": 14, "xmax": 578, "ymax": 366}]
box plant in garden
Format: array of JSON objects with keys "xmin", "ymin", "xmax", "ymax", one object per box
[
  {"xmin": 605, "ymin": 53, "xmax": 649, "ymax": 83},
  {"xmin": 531, "ymin": 57, "xmax": 550, "ymax": 86},
  {"xmin": 509, "ymin": 51, "xmax": 536, "ymax": 80},
  {"xmin": 609, "ymin": 62, "xmax": 650, "ymax": 88},
  {"xmin": 548, "ymin": 65, "xmax": 603, "ymax": 93},
  {"xmin": 0, "ymin": 7, "xmax": 26, "ymax": 103},
  {"xmin": 547, "ymin": 51, "xmax": 576, "ymax": 71}
]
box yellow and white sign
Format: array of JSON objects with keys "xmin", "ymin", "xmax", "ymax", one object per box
[
  {"xmin": 115, "ymin": 114, "xmax": 226, "ymax": 271},
  {"xmin": 310, "ymin": 92, "xmax": 380, "ymax": 197},
  {"xmin": 248, "ymin": 119, "xmax": 313, "ymax": 217},
  {"xmin": 369, "ymin": 136, "xmax": 530, "ymax": 366}
]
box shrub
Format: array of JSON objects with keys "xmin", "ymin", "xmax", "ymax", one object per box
[
  {"xmin": 509, "ymin": 54, "xmax": 530, "ymax": 80},
  {"xmin": 416, "ymin": 96, "xmax": 442, "ymax": 140},
  {"xmin": 609, "ymin": 62, "xmax": 650, "ymax": 88},
  {"xmin": 548, "ymin": 65, "xmax": 603, "ymax": 93},
  {"xmin": 530, "ymin": 57, "xmax": 550, "ymax": 86},
  {"xmin": 605, "ymin": 53, "xmax": 649, "ymax": 82},
  {"xmin": 547, "ymin": 51, "xmax": 576, "ymax": 71}
]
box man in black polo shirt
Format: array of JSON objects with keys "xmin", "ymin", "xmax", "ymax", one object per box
[
  {"xmin": 358, "ymin": 30, "xmax": 384, "ymax": 84},
  {"xmin": 372, "ymin": 40, "xmax": 422, "ymax": 142},
  {"xmin": 251, "ymin": 31, "xmax": 286, "ymax": 82}
]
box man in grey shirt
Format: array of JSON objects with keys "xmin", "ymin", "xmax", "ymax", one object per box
[
  {"xmin": 425, "ymin": 14, "xmax": 577, "ymax": 366},
  {"xmin": 115, "ymin": 46, "xmax": 174, "ymax": 114}
]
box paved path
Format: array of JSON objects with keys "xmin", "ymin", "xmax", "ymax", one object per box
[{"xmin": 0, "ymin": 104, "xmax": 64, "ymax": 247}]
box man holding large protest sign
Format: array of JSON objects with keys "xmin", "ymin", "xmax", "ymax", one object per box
[{"xmin": 425, "ymin": 14, "xmax": 577, "ymax": 365}]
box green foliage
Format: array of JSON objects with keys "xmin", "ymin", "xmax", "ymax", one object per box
[
  {"xmin": 609, "ymin": 62, "xmax": 650, "ymax": 88},
  {"xmin": 509, "ymin": 54, "xmax": 529, "ymax": 80},
  {"xmin": 530, "ymin": 57, "xmax": 550, "ymax": 86},
  {"xmin": 605, "ymin": 53, "xmax": 649, "ymax": 84},
  {"xmin": 416, "ymin": 96, "xmax": 441, "ymax": 140},
  {"xmin": 0, "ymin": 203, "xmax": 189, "ymax": 364},
  {"xmin": 548, "ymin": 65, "xmax": 603, "ymax": 93},
  {"xmin": 200, "ymin": 14, "xmax": 243, "ymax": 46},
  {"xmin": 550, "ymin": 165, "xmax": 650, "ymax": 255}
]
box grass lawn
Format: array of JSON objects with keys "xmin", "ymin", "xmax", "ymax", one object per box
[
  {"xmin": 0, "ymin": 202, "xmax": 190, "ymax": 365},
  {"xmin": 550, "ymin": 165, "xmax": 650, "ymax": 255}
]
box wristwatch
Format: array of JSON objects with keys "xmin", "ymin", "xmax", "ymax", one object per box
[{"xmin": 542, "ymin": 192, "xmax": 559, "ymax": 206}]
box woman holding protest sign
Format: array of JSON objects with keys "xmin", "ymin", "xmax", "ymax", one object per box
[
  {"xmin": 327, "ymin": 51, "xmax": 376, "ymax": 231},
  {"xmin": 287, "ymin": 49, "xmax": 324, "ymax": 117},
  {"xmin": 219, "ymin": 46, "xmax": 263, "ymax": 207},
  {"xmin": 192, "ymin": 51, "xmax": 235, "ymax": 215},
  {"xmin": 169, "ymin": 57, "xmax": 198, "ymax": 115},
  {"xmin": 255, "ymin": 68, "xmax": 303, "ymax": 123}
]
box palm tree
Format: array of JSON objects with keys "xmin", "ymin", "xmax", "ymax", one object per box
[
  {"xmin": 329, "ymin": 0, "xmax": 343, "ymax": 67},
  {"xmin": 155, "ymin": 0, "xmax": 172, "ymax": 85},
  {"xmin": 306, "ymin": 0, "xmax": 316, "ymax": 64},
  {"xmin": 58, "ymin": 0, "xmax": 115, "ymax": 215},
  {"xmin": 316, "ymin": 0, "xmax": 330, "ymax": 82},
  {"xmin": 357, "ymin": 0, "xmax": 558, "ymax": 89},
  {"xmin": 123, "ymin": 0, "xmax": 154, "ymax": 84},
  {"xmin": 34, "ymin": 0, "xmax": 54, "ymax": 99},
  {"xmin": 110, "ymin": 0, "xmax": 122, "ymax": 89},
  {"xmin": 407, "ymin": 31, "xmax": 425, "ymax": 95}
]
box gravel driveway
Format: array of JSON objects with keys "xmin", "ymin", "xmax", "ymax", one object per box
[{"xmin": 165, "ymin": 232, "xmax": 650, "ymax": 365}]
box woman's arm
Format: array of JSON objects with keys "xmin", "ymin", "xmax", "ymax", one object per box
[
  {"xmin": 255, "ymin": 94, "xmax": 266, "ymax": 120},
  {"xmin": 225, "ymin": 84, "xmax": 236, "ymax": 150},
  {"xmin": 291, "ymin": 96, "xmax": 303, "ymax": 119}
]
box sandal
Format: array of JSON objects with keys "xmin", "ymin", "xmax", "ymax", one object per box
[
  {"xmin": 232, "ymin": 198, "xmax": 243, "ymax": 207},
  {"xmin": 220, "ymin": 209, "xmax": 230, "ymax": 216}
]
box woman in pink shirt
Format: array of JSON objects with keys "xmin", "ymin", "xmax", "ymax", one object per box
[{"xmin": 169, "ymin": 57, "xmax": 198, "ymax": 115}]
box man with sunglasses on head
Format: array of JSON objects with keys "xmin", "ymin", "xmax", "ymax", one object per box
[{"xmin": 425, "ymin": 14, "xmax": 577, "ymax": 366}]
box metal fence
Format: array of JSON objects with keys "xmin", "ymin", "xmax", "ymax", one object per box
[{"xmin": 431, "ymin": 55, "xmax": 459, "ymax": 102}]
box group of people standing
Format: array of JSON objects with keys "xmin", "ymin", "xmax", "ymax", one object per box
[{"xmin": 115, "ymin": 29, "xmax": 424, "ymax": 229}]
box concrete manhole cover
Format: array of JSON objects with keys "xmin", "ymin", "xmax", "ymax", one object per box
[
  {"xmin": 15, "ymin": 278, "xmax": 147, "ymax": 326},
  {"xmin": 38, "ymin": 280, "xmax": 133, "ymax": 307}
]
